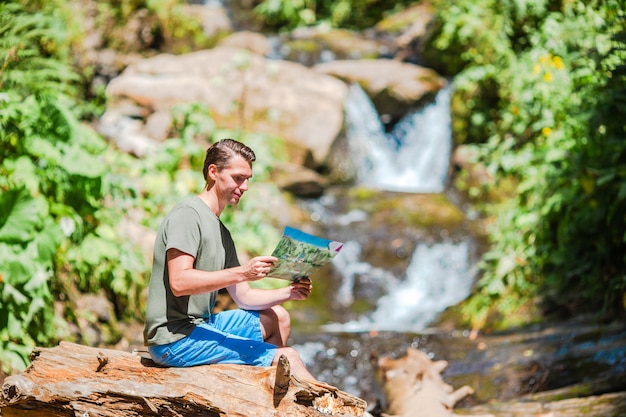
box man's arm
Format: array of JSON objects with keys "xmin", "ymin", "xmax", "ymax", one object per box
[
  {"xmin": 227, "ymin": 279, "xmax": 313, "ymax": 311},
  {"xmin": 167, "ymin": 248, "xmax": 277, "ymax": 296}
]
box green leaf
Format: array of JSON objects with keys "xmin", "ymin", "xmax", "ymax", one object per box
[
  {"xmin": 23, "ymin": 268, "xmax": 51, "ymax": 294},
  {"xmin": 60, "ymin": 144, "xmax": 105, "ymax": 177},
  {"xmin": 1, "ymin": 258, "xmax": 32, "ymax": 286},
  {"xmin": 79, "ymin": 234, "xmax": 120, "ymax": 265},
  {"xmin": 0, "ymin": 187, "xmax": 45, "ymax": 243},
  {"xmin": 2, "ymin": 282, "xmax": 28, "ymax": 305},
  {"xmin": 34, "ymin": 217, "xmax": 63, "ymax": 262},
  {"xmin": 1, "ymin": 156, "xmax": 40, "ymax": 192},
  {"xmin": 0, "ymin": 343, "xmax": 31, "ymax": 374}
]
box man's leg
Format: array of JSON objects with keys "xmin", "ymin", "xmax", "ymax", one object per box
[
  {"xmin": 260, "ymin": 306, "xmax": 316, "ymax": 381},
  {"xmin": 260, "ymin": 305, "xmax": 290, "ymax": 346},
  {"xmin": 273, "ymin": 346, "xmax": 316, "ymax": 381}
]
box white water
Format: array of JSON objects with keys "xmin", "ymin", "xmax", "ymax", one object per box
[
  {"xmin": 310, "ymin": 83, "xmax": 475, "ymax": 332},
  {"xmin": 344, "ymin": 83, "xmax": 453, "ymax": 193},
  {"xmin": 323, "ymin": 240, "xmax": 475, "ymax": 332}
]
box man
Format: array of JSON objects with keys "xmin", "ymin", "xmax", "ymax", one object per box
[{"xmin": 143, "ymin": 138, "xmax": 316, "ymax": 381}]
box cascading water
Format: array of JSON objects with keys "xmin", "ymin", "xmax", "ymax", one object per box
[
  {"xmin": 302, "ymin": 81, "xmax": 475, "ymax": 333},
  {"xmin": 290, "ymin": 81, "xmax": 480, "ymax": 398},
  {"xmin": 322, "ymin": 240, "xmax": 475, "ymax": 332},
  {"xmin": 343, "ymin": 82, "xmax": 453, "ymax": 193}
]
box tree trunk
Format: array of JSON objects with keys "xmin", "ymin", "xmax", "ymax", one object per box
[{"xmin": 0, "ymin": 341, "xmax": 367, "ymax": 417}]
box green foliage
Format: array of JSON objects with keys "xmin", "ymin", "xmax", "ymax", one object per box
[
  {"xmin": 432, "ymin": 0, "xmax": 626, "ymax": 329},
  {"xmin": 92, "ymin": 0, "xmax": 215, "ymax": 53},
  {"xmin": 0, "ymin": 187, "xmax": 63, "ymax": 371},
  {"xmin": 0, "ymin": 1, "xmax": 147, "ymax": 373},
  {"xmin": 0, "ymin": 0, "xmax": 289, "ymax": 375},
  {"xmin": 253, "ymin": 0, "xmax": 415, "ymax": 31}
]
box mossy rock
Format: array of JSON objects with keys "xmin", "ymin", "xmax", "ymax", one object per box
[{"xmin": 347, "ymin": 187, "xmax": 465, "ymax": 231}]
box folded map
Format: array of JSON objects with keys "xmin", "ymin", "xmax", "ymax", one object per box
[{"xmin": 268, "ymin": 226, "xmax": 343, "ymax": 281}]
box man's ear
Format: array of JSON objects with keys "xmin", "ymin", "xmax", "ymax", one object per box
[{"xmin": 207, "ymin": 164, "xmax": 218, "ymax": 181}]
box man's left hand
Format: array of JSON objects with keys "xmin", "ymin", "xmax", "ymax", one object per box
[{"xmin": 289, "ymin": 278, "xmax": 313, "ymax": 300}]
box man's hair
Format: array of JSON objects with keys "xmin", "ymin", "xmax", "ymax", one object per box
[{"xmin": 202, "ymin": 138, "xmax": 256, "ymax": 181}]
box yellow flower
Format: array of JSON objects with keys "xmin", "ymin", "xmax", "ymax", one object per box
[
  {"xmin": 532, "ymin": 64, "xmax": 541, "ymax": 75},
  {"xmin": 552, "ymin": 56, "xmax": 564, "ymax": 70},
  {"xmin": 542, "ymin": 127, "xmax": 552, "ymax": 136},
  {"xmin": 511, "ymin": 106, "xmax": 519, "ymax": 115},
  {"xmin": 543, "ymin": 72, "xmax": 553, "ymax": 82}
]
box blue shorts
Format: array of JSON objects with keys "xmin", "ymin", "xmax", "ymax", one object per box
[{"xmin": 148, "ymin": 310, "xmax": 277, "ymax": 367}]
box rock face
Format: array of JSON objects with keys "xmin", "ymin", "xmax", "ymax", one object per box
[
  {"xmin": 103, "ymin": 46, "xmax": 348, "ymax": 166},
  {"xmin": 314, "ymin": 59, "xmax": 446, "ymax": 122},
  {"xmin": 0, "ymin": 342, "xmax": 367, "ymax": 417}
]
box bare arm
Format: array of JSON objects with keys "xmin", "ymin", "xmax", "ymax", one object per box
[
  {"xmin": 227, "ymin": 278, "xmax": 313, "ymax": 311},
  {"xmin": 167, "ymin": 248, "xmax": 277, "ymax": 296}
]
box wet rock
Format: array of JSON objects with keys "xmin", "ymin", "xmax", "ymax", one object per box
[
  {"xmin": 374, "ymin": 1, "xmax": 436, "ymax": 63},
  {"xmin": 271, "ymin": 162, "xmax": 328, "ymax": 198},
  {"xmin": 182, "ymin": 3, "xmax": 232, "ymax": 42},
  {"xmin": 286, "ymin": 27, "xmax": 389, "ymax": 63},
  {"xmin": 218, "ymin": 30, "xmax": 271, "ymax": 56},
  {"xmin": 314, "ymin": 59, "xmax": 446, "ymax": 123}
]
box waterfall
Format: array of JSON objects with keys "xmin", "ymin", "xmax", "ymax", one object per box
[
  {"xmin": 323, "ymin": 240, "xmax": 475, "ymax": 332},
  {"xmin": 310, "ymin": 83, "xmax": 477, "ymax": 333},
  {"xmin": 344, "ymin": 83, "xmax": 453, "ymax": 193}
]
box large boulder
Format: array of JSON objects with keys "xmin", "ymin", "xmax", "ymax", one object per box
[
  {"xmin": 314, "ymin": 59, "xmax": 446, "ymax": 123},
  {"xmin": 103, "ymin": 46, "xmax": 348, "ymax": 166}
]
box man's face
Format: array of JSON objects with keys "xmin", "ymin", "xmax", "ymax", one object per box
[{"xmin": 212, "ymin": 155, "xmax": 252, "ymax": 205}]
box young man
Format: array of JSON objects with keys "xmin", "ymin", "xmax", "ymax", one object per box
[{"xmin": 143, "ymin": 138, "xmax": 316, "ymax": 380}]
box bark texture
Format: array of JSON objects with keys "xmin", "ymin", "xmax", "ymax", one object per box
[{"xmin": 0, "ymin": 341, "xmax": 366, "ymax": 417}]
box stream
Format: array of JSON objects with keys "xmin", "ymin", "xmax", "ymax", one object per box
[
  {"xmin": 284, "ymin": 82, "xmax": 481, "ymax": 403},
  {"xmin": 280, "ymin": 82, "xmax": 626, "ymax": 412}
]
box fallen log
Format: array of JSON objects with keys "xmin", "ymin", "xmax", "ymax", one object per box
[
  {"xmin": 460, "ymin": 391, "xmax": 626, "ymax": 417},
  {"xmin": 0, "ymin": 341, "xmax": 367, "ymax": 417}
]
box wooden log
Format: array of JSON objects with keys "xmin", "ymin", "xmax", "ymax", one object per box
[
  {"xmin": 459, "ymin": 391, "xmax": 626, "ymax": 417},
  {"xmin": 0, "ymin": 341, "xmax": 367, "ymax": 417}
]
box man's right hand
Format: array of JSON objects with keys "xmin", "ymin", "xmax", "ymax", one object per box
[{"xmin": 243, "ymin": 256, "xmax": 277, "ymax": 281}]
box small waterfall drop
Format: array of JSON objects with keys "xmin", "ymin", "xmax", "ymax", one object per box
[
  {"xmin": 308, "ymin": 82, "xmax": 477, "ymax": 333},
  {"xmin": 344, "ymin": 83, "xmax": 453, "ymax": 193},
  {"xmin": 323, "ymin": 240, "xmax": 475, "ymax": 332}
]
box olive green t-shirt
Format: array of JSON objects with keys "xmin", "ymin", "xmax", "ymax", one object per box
[{"xmin": 143, "ymin": 196, "xmax": 240, "ymax": 346}]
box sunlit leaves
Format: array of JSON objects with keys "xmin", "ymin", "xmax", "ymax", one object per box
[
  {"xmin": 253, "ymin": 0, "xmax": 415, "ymax": 31},
  {"xmin": 0, "ymin": 1, "xmax": 125, "ymax": 373},
  {"xmin": 0, "ymin": 188, "xmax": 44, "ymax": 243},
  {"xmin": 438, "ymin": 0, "xmax": 626, "ymax": 329}
]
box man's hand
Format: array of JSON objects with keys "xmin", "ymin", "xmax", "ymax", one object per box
[
  {"xmin": 289, "ymin": 277, "xmax": 313, "ymax": 300},
  {"xmin": 243, "ymin": 256, "xmax": 277, "ymax": 281}
]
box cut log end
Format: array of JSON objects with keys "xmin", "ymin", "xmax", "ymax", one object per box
[{"xmin": 273, "ymin": 354, "xmax": 291, "ymax": 407}]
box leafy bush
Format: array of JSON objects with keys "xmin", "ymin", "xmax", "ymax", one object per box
[
  {"xmin": 0, "ymin": 2, "xmax": 287, "ymax": 373},
  {"xmin": 253, "ymin": 0, "xmax": 415, "ymax": 31},
  {"xmin": 430, "ymin": 0, "xmax": 626, "ymax": 328},
  {"xmin": 0, "ymin": 1, "xmax": 128, "ymax": 371},
  {"xmin": 90, "ymin": 0, "xmax": 216, "ymax": 53}
]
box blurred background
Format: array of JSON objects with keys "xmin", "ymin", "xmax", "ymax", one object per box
[{"xmin": 1, "ymin": 0, "xmax": 625, "ymax": 413}]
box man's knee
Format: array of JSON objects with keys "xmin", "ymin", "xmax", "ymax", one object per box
[
  {"xmin": 260, "ymin": 306, "xmax": 291, "ymax": 340},
  {"xmin": 274, "ymin": 346, "xmax": 300, "ymax": 364},
  {"xmin": 271, "ymin": 305, "xmax": 291, "ymax": 328}
]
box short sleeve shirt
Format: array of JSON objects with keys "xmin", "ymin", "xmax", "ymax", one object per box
[{"xmin": 143, "ymin": 196, "xmax": 240, "ymax": 346}]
